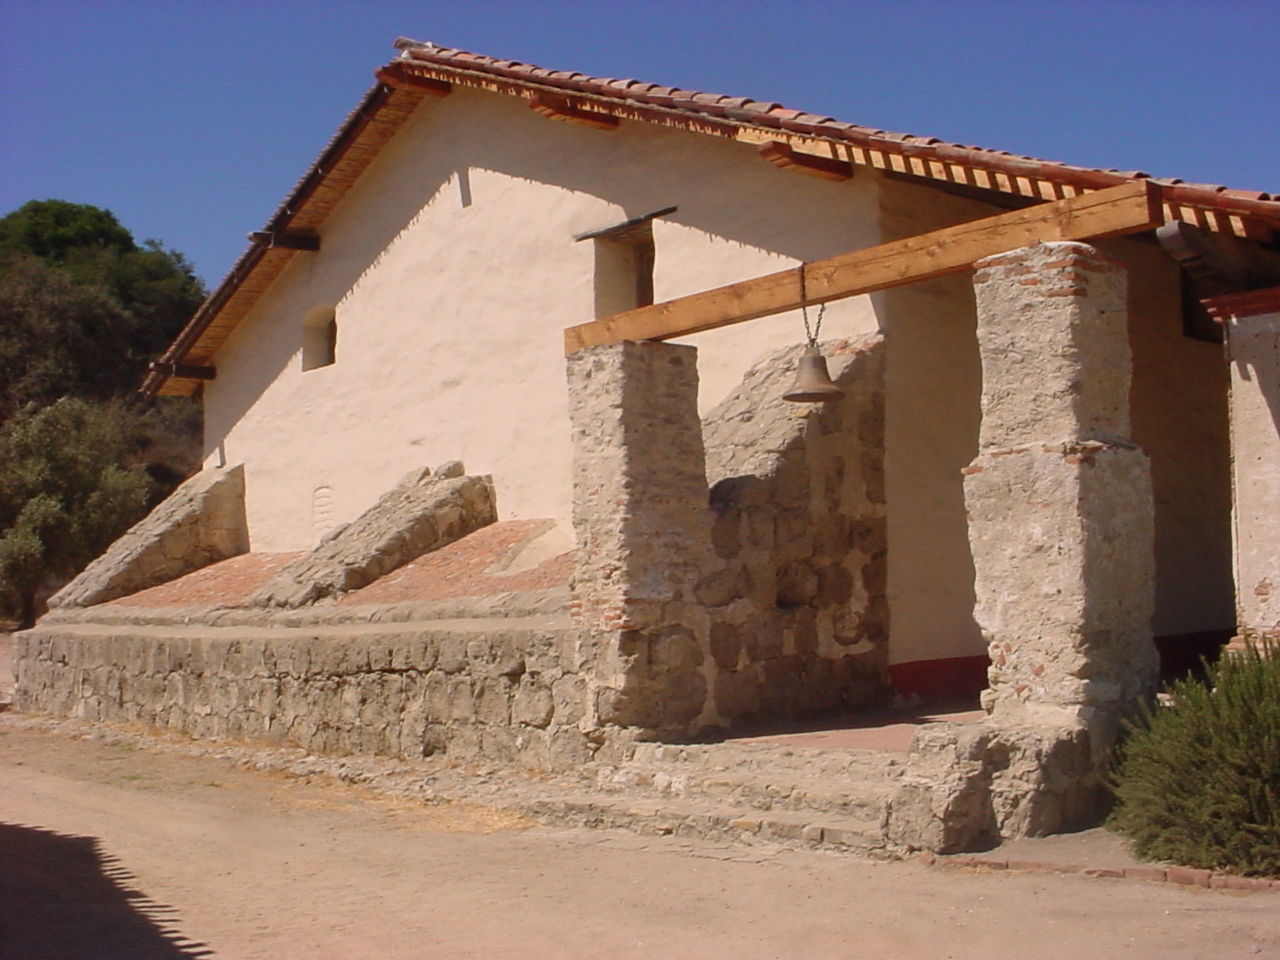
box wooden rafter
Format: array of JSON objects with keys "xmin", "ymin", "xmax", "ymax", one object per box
[{"xmin": 563, "ymin": 180, "xmax": 1164, "ymax": 354}]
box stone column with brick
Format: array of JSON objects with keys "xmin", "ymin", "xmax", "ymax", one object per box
[
  {"xmin": 567, "ymin": 340, "xmax": 714, "ymax": 746},
  {"xmin": 888, "ymin": 242, "xmax": 1158, "ymax": 852},
  {"xmin": 1206, "ymin": 286, "xmax": 1280, "ymax": 651},
  {"xmin": 966, "ymin": 241, "xmax": 1157, "ymax": 734}
]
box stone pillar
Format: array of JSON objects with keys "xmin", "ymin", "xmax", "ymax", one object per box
[
  {"xmin": 1205, "ymin": 286, "xmax": 1280, "ymax": 651},
  {"xmin": 567, "ymin": 340, "xmax": 713, "ymax": 740},
  {"xmin": 966, "ymin": 242, "xmax": 1157, "ymax": 738},
  {"xmin": 887, "ymin": 246, "xmax": 1158, "ymax": 849}
]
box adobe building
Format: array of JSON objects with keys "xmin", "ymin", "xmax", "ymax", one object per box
[{"xmin": 16, "ymin": 39, "xmax": 1280, "ymax": 852}]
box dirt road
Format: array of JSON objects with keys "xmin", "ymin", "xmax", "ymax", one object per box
[{"xmin": 0, "ymin": 717, "xmax": 1277, "ymax": 960}]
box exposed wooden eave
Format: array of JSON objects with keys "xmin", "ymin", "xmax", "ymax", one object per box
[{"xmin": 145, "ymin": 51, "xmax": 1280, "ymax": 397}]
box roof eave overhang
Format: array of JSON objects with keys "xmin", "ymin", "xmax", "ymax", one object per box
[{"xmin": 145, "ymin": 50, "xmax": 1280, "ymax": 397}]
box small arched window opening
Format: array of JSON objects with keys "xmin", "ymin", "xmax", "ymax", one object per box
[{"xmin": 302, "ymin": 306, "xmax": 337, "ymax": 371}]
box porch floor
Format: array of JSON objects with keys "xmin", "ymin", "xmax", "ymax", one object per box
[{"xmin": 724, "ymin": 701, "xmax": 985, "ymax": 752}]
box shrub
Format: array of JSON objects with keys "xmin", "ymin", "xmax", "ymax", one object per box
[{"xmin": 1109, "ymin": 643, "xmax": 1280, "ymax": 877}]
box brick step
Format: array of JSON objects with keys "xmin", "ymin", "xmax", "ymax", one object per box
[{"xmin": 523, "ymin": 793, "xmax": 890, "ymax": 854}]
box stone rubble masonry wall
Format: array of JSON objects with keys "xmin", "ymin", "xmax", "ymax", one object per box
[
  {"xmin": 699, "ymin": 336, "xmax": 890, "ymax": 725},
  {"xmin": 250, "ymin": 464, "xmax": 498, "ymax": 608},
  {"xmin": 567, "ymin": 337, "xmax": 890, "ymax": 742},
  {"xmin": 14, "ymin": 613, "xmax": 595, "ymax": 770},
  {"xmin": 888, "ymin": 242, "xmax": 1159, "ymax": 851},
  {"xmin": 567, "ymin": 340, "xmax": 714, "ymax": 740},
  {"xmin": 49, "ymin": 465, "xmax": 250, "ymax": 609}
]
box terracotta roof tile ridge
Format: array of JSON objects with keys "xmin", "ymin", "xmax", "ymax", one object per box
[{"xmin": 391, "ymin": 38, "xmax": 1280, "ymax": 215}]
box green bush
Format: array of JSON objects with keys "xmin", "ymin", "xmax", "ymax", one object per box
[{"xmin": 1109, "ymin": 643, "xmax": 1280, "ymax": 877}]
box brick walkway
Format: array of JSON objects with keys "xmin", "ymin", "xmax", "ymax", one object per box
[
  {"xmin": 338, "ymin": 519, "xmax": 572, "ymax": 605},
  {"xmin": 106, "ymin": 552, "xmax": 303, "ymax": 608}
]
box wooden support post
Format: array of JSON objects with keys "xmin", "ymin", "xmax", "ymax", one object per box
[{"xmin": 564, "ymin": 180, "xmax": 1164, "ymax": 354}]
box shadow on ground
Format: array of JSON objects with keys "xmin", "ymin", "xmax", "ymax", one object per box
[{"xmin": 0, "ymin": 821, "xmax": 212, "ymax": 960}]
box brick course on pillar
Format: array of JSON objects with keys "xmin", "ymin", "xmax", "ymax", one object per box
[
  {"xmin": 1206, "ymin": 286, "xmax": 1280, "ymax": 651},
  {"xmin": 966, "ymin": 241, "xmax": 1157, "ymax": 734},
  {"xmin": 567, "ymin": 340, "xmax": 713, "ymax": 738}
]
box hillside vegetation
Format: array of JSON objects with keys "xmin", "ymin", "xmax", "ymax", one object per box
[{"xmin": 0, "ymin": 200, "xmax": 206, "ymax": 626}]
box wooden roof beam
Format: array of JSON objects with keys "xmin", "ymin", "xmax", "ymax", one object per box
[
  {"xmin": 148, "ymin": 361, "xmax": 215, "ymax": 380},
  {"xmin": 248, "ymin": 230, "xmax": 321, "ymax": 251},
  {"xmin": 374, "ymin": 64, "xmax": 453, "ymax": 96},
  {"xmin": 529, "ymin": 93, "xmax": 619, "ymax": 130},
  {"xmin": 759, "ymin": 141, "xmax": 853, "ymax": 182},
  {"xmin": 563, "ymin": 180, "xmax": 1164, "ymax": 353}
]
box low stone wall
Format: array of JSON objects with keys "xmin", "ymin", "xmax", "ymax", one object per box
[
  {"xmin": 15, "ymin": 607, "xmax": 596, "ymax": 770},
  {"xmin": 567, "ymin": 337, "xmax": 890, "ymax": 741}
]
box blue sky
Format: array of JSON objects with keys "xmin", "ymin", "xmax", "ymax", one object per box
[{"xmin": 2, "ymin": 0, "xmax": 1277, "ymax": 287}]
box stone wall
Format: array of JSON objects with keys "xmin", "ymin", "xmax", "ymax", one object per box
[
  {"xmin": 49, "ymin": 465, "xmax": 249, "ymax": 609},
  {"xmin": 966, "ymin": 242, "xmax": 1157, "ymax": 734},
  {"xmin": 567, "ymin": 337, "xmax": 889, "ymax": 741},
  {"xmin": 698, "ymin": 336, "xmax": 890, "ymax": 725},
  {"xmin": 15, "ymin": 610, "xmax": 594, "ymax": 770},
  {"xmin": 567, "ymin": 340, "xmax": 714, "ymax": 741}
]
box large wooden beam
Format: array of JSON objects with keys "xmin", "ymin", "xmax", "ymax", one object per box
[{"xmin": 564, "ymin": 180, "xmax": 1164, "ymax": 354}]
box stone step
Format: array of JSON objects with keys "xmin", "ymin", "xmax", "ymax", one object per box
[
  {"xmin": 523, "ymin": 793, "xmax": 890, "ymax": 855},
  {"xmin": 582, "ymin": 741, "xmax": 906, "ymax": 820}
]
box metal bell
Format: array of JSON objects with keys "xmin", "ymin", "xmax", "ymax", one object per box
[{"xmin": 782, "ymin": 344, "xmax": 845, "ymax": 403}]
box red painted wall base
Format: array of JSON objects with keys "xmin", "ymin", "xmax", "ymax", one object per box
[{"xmin": 888, "ymin": 655, "xmax": 990, "ymax": 703}]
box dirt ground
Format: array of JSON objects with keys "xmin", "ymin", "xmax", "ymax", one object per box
[{"xmin": 0, "ymin": 716, "xmax": 1277, "ymax": 960}]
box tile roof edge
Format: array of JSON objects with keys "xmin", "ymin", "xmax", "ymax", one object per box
[{"xmin": 142, "ymin": 40, "xmax": 1280, "ymax": 398}]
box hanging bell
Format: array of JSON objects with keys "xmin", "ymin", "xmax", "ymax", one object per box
[{"xmin": 782, "ymin": 344, "xmax": 845, "ymax": 403}]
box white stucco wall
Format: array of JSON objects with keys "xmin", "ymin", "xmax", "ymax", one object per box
[
  {"xmin": 874, "ymin": 182, "xmax": 1235, "ymax": 668},
  {"xmin": 878, "ymin": 179, "xmax": 994, "ymax": 667},
  {"xmin": 203, "ymin": 85, "xmax": 881, "ymax": 553}
]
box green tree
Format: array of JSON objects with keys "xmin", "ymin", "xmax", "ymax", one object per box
[
  {"xmin": 0, "ymin": 200, "xmax": 206, "ymax": 624},
  {"xmin": 0, "ymin": 400, "xmax": 158, "ymax": 628},
  {"xmin": 0, "ymin": 200, "xmax": 206, "ymax": 416},
  {"xmin": 0, "ymin": 198, "xmax": 134, "ymax": 261}
]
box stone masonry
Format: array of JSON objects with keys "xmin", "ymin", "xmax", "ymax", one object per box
[
  {"xmin": 16, "ymin": 604, "xmax": 593, "ymax": 771},
  {"xmin": 49, "ymin": 464, "xmax": 249, "ymax": 609},
  {"xmin": 567, "ymin": 337, "xmax": 890, "ymax": 743},
  {"xmin": 968, "ymin": 241, "xmax": 1156, "ymax": 731},
  {"xmin": 699, "ymin": 336, "xmax": 890, "ymax": 725},
  {"xmin": 888, "ymin": 242, "xmax": 1159, "ymax": 851},
  {"xmin": 251, "ymin": 463, "xmax": 497, "ymax": 608},
  {"xmin": 567, "ymin": 340, "xmax": 713, "ymax": 742},
  {"xmin": 21, "ymin": 338, "xmax": 892, "ymax": 786}
]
